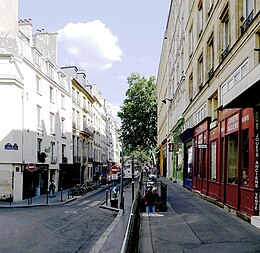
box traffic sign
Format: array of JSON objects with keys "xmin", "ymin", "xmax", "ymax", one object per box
[
  {"xmin": 27, "ymin": 163, "xmax": 36, "ymax": 171},
  {"xmin": 111, "ymin": 165, "xmax": 118, "ymax": 174}
]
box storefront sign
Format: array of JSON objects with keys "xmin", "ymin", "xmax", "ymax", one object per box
[
  {"xmin": 254, "ymin": 110, "xmax": 259, "ymax": 212},
  {"xmin": 4, "ymin": 143, "xmax": 18, "ymax": 150},
  {"xmin": 226, "ymin": 113, "xmax": 239, "ymax": 134},
  {"xmin": 198, "ymin": 144, "xmax": 207, "ymax": 149}
]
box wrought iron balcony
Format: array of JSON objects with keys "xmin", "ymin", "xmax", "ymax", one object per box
[
  {"xmin": 208, "ymin": 67, "xmax": 214, "ymax": 80},
  {"xmin": 50, "ymin": 156, "xmax": 57, "ymax": 164},
  {"xmin": 62, "ymin": 157, "xmax": 68, "ymax": 163},
  {"xmin": 221, "ymin": 45, "xmax": 230, "ymax": 61},
  {"xmin": 240, "ymin": 11, "xmax": 254, "ymax": 34},
  {"xmin": 73, "ymin": 156, "xmax": 81, "ymax": 163},
  {"xmin": 208, "ymin": 4, "xmax": 213, "ymax": 17}
]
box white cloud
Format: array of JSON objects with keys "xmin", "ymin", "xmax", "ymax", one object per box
[{"xmin": 57, "ymin": 20, "xmax": 122, "ymax": 72}]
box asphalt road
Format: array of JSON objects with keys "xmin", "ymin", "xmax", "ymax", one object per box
[{"xmin": 0, "ymin": 189, "xmax": 117, "ymax": 253}]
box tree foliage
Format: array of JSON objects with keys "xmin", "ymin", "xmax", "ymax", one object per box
[{"xmin": 118, "ymin": 73, "xmax": 157, "ymax": 154}]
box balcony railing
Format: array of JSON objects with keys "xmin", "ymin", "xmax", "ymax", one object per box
[
  {"xmin": 50, "ymin": 156, "xmax": 57, "ymax": 164},
  {"xmin": 240, "ymin": 11, "xmax": 254, "ymax": 34},
  {"xmin": 208, "ymin": 4, "xmax": 213, "ymax": 17},
  {"xmin": 73, "ymin": 156, "xmax": 81, "ymax": 163},
  {"xmin": 221, "ymin": 45, "xmax": 230, "ymax": 61},
  {"xmin": 208, "ymin": 67, "xmax": 214, "ymax": 80},
  {"xmin": 88, "ymin": 157, "xmax": 94, "ymax": 163},
  {"xmin": 62, "ymin": 157, "xmax": 68, "ymax": 163}
]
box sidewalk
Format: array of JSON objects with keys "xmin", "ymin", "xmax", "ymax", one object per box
[
  {"xmin": 138, "ymin": 177, "xmax": 260, "ymax": 253},
  {"xmin": 96, "ymin": 180, "xmax": 138, "ymax": 253},
  {"xmin": 0, "ymin": 184, "xmax": 112, "ymax": 208}
]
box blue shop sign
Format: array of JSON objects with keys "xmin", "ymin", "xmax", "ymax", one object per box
[{"xmin": 4, "ymin": 143, "xmax": 19, "ymax": 150}]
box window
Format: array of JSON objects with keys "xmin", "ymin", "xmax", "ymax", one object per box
[
  {"xmin": 50, "ymin": 86, "xmax": 54, "ymax": 102},
  {"xmin": 72, "ymin": 87, "xmax": 76, "ymax": 103},
  {"xmin": 198, "ymin": 54, "xmax": 203, "ymax": 87},
  {"xmin": 208, "ymin": 0, "xmax": 214, "ymax": 17},
  {"xmin": 61, "ymin": 117, "xmax": 66, "ymax": 136},
  {"xmin": 36, "ymin": 76, "xmax": 41, "ymax": 93},
  {"xmin": 189, "ymin": 27, "xmax": 193, "ymax": 57},
  {"xmin": 50, "ymin": 112, "xmax": 55, "ymax": 134},
  {"xmin": 198, "ymin": 0, "xmax": 203, "ymax": 37},
  {"xmin": 47, "ymin": 62, "xmax": 54, "ymax": 78},
  {"xmin": 241, "ymin": 129, "xmax": 249, "ymax": 186},
  {"xmin": 37, "ymin": 138, "xmax": 42, "ymax": 154},
  {"xmin": 209, "ymin": 94, "xmax": 218, "ymax": 122},
  {"xmin": 210, "ymin": 141, "xmax": 217, "ymax": 180},
  {"xmin": 83, "ymin": 97, "xmax": 87, "ymax": 110},
  {"xmin": 189, "ymin": 73, "xmax": 193, "ymax": 100},
  {"xmin": 62, "ymin": 144, "xmax": 66, "ymax": 163},
  {"xmin": 37, "ymin": 105, "xmax": 42, "ymax": 129},
  {"xmin": 222, "ymin": 15, "xmax": 229, "ymax": 51},
  {"xmin": 77, "ymin": 111, "xmax": 80, "ymax": 129},
  {"xmin": 227, "ymin": 132, "xmax": 238, "ymax": 184},
  {"xmin": 207, "ymin": 34, "xmax": 214, "ymax": 78},
  {"xmin": 72, "ymin": 108, "xmax": 76, "ymax": 128},
  {"xmin": 61, "ymin": 94, "xmax": 65, "ymax": 108},
  {"xmin": 51, "ymin": 141, "xmax": 56, "ymax": 163},
  {"xmin": 241, "ymin": 0, "xmax": 254, "ymax": 34},
  {"xmin": 220, "ymin": 5, "xmax": 230, "ymax": 60},
  {"xmin": 77, "ymin": 91, "xmax": 80, "ymax": 106},
  {"xmin": 244, "ymin": 0, "xmax": 253, "ymax": 18},
  {"xmin": 34, "ymin": 50, "xmax": 41, "ymax": 67}
]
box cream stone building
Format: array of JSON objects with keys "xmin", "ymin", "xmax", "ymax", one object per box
[
  {"xmin": 0, "ymin": 0, "xmax": 121, "ymax": 201},
  {"xmin": 157, "ymin": 0, "xmax": 260, "ymax": 217}
]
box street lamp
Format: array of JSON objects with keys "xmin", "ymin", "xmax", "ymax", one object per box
[
  {"xmin": 161, "ymin": 98, "xmax": 172, "ymax": 178},
  {"xmin": 120, "ymin": 139, "xmax": 124, "ymax": 209}
]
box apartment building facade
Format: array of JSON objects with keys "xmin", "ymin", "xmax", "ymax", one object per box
[
  {"xmin": 0, "ymin": 0, "xmax": 121, "ymax": 201},
  {"xmin": 157, "ymin": 0, "xmax": 260, "ymax": 216}
]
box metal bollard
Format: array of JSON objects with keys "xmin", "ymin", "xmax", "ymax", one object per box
[
  {"xmin": 68, "ymin": 190, "xmax": 70, "ymax": 199},
  {"xmin": 9, "ymin": 194, "xmax": 12, "ymax": 206},
  {"xmin": 46, "ymin": 190, "xmax": 49, "ymax": 204},
  {"xmin": 109, "ymin": 188, "xmax": 112, "ymax": 202},
  {"xmin": 60, "ymin": 188, "xmax": 63, "ymax": 202},
  {"xmin": 106, "ymin": 190, "xmax": 108, "ymax": 205}
]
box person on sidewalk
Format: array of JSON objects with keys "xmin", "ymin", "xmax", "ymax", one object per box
[
  {"xmin": 144, "ymin": 186, "xmax": 160, "ymax": 214},
  {"xmin": 49, "ymin": 180, "xmax": 56, "ymax": 197}
]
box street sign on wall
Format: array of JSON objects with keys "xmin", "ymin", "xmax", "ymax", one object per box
[{"xmin": 27, "ymin": 163, "xmax": 36, "ymax": 172}]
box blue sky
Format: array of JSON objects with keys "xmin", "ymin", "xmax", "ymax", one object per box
[{"xmin": 19, "ymin": 0, "xmax": 170, "ymax": 116}]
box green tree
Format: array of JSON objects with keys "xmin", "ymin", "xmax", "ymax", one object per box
[{"xmin": 118, "ymin": 73, "xmax": 157, "ymax": 155}]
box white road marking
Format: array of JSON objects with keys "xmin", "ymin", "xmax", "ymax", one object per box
[
  {"xmin": 88, "ymin": 201, "xmax": 100, "ymax": 207},
  {"xmin": 82, "ymin": 207, "xmax": 89, "ymax": 210},
  {"xmin": 141, "ymin": 213, "xmax": 164, "ymax": 217},
  {"xmin": 64, "ymin": 210, "xmax": 78, "ymax": 214},
  {"xmin": 77, "ymin": 200, "xmax": 90, "ymax": 206}
]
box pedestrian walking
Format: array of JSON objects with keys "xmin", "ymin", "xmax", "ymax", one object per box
[
  {"xmin": 144, "ymin": 186, "xmax": 160, "ymax": 214},
  {"xmin": 49, "ymin": 180, "xmax": 56, "ymax": 197}
]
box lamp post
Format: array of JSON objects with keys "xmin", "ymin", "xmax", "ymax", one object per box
[
  {"xmin": 162, "ymin": 98, "xmax": 172, "ymax": 179},
  {"xmin": 120, "ymin": 140, "xmax": 124, "ymax": 209}
]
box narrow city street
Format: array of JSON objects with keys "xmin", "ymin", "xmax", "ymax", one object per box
[{"xmin": 0, "ymin": 190, "xmax": 117, "ymax": 253}]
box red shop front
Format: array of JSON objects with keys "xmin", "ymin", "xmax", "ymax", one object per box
[
  {"xmin": 219, "ymin": 108, "xmax": 256, "ymax": 215},
  {"xmin": 192, "ymin": 108, "xmax": 259, "ymax": 216},
  {"xmin": 193, "ymin": 119, "xmax": 209, "ymax": 195}
]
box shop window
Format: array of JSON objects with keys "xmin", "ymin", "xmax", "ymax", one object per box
[
  {"xmin": 187, "ymin": 145, "xmax": 193, "ymax": 179},
  {"xmin": 241, "ymin": 129, "xmax": 249, "ymax": 186},
  {"xmin": 197, "ymin": 148, "xmax": 206, "ymax": 178},
  {"xmin": 210, "ymin": 141, "xmax": 217, "ymax": 180},
  {"xmin": 227, "ymin": 132, "xmax": 238, "ymax": 184}
]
